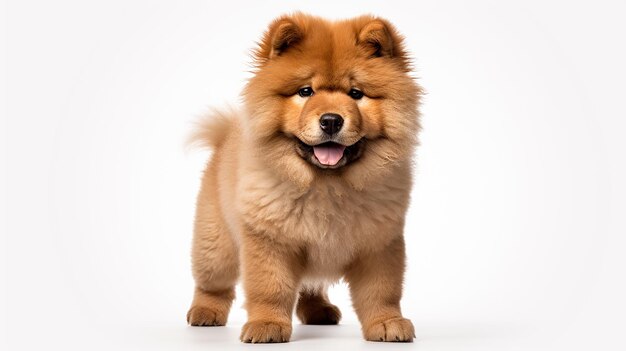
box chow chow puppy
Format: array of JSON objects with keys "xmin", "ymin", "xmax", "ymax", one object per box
[{"xmin": 186, "ymin": 12, "xmax": 422, "ymax": 343}]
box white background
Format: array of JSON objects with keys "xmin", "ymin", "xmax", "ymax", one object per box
[{"xmin": 3, "ymin": 0, "xmax": 626, "ymax": 350}]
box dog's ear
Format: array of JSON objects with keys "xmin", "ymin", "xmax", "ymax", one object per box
[
  {"xmin": 357, "ymin": 18, "xmax": 406, "ymax": 60},
  {"xmin": 256, "ymin": 15, "xmax": 303, "ymax": 62},
  {"xmin": 269, "ymin": 18, "xmax": 302, "ymax": 58}
]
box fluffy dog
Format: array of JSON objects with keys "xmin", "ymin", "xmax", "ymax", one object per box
[{"xmin": 186, "ymin": 12, "xmax": 422, "ymax": 343}]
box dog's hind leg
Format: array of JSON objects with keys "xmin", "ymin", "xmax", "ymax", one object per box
[
  {"xmin": 187, "ymin": 168, "xmax": 239, "ymax": 326},
  {"xmin": 296, "ymin": 283, "xmax": 342, "ymax": 325}
]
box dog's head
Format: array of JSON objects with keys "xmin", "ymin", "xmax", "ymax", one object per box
[{"xmin": 243, "ymin": 13, "xmax": 421, "ymax": 189}]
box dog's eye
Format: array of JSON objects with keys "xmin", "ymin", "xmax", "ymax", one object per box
[
  {"xmin": 298, "ymin": 87, "xmax": 314, "ymax": 97},
  {"xmin": 348, "ymin": 88, "xmax": 364, "ymax": 100}
]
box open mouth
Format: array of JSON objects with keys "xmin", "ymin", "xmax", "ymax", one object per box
[
  {"xmin": 296, "ymin": 139, "xmax": 364, "ymax": 169},
  {"xmin": 313, "ymin": 142, "xmax": 346, "ymax": 166}
]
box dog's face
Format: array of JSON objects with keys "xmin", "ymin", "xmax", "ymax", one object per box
[{"xmin": 244, "ymin": 13, "xmax": 421, "ymax": 188}]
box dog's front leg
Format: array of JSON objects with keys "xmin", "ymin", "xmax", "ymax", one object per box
[
  {"xmin": 240, "ymin": 229, "xmax": 303, "ymax": 343},
  {"xmin": 345, "ymin": 235, "xmax": 415, "ymax": 342}
]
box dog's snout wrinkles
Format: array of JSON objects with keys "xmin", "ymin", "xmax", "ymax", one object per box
[{"xmin": 319, "ymin": 113, "xmax": 343, "ymax": 135}]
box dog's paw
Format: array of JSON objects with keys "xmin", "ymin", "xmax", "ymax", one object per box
[
  {"xmin": 186, "ymin": 306, "xmax": 227, "ymax": 326},
  {"xmin": 364, "ymin": 317, "xmax": 415, "ymax": 342},
  {"xmin": 298, "ymin": 303, "xmax": 342, "ymax": 325},
  {"xmin": 240, "ymin": 320, "xmax": 292, "ymax": 343}
]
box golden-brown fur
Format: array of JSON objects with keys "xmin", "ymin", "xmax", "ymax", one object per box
[{"xmin": 187, "ymin": 13, "xmax": 422, "ymax": 343}]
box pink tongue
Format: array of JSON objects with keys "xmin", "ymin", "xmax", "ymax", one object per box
[{"xmin": 313, "ymin": 144, "xmax": 346, "ymax": 166}]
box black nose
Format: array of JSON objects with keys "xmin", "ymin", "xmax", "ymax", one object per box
[{"xmin": 319, "ymin": 113, "xmax": 344, "ymax": 135}]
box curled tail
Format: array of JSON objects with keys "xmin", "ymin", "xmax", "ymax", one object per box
[{"xmin": 187, "ymin": 108, "xmax": 237, "ymax": 150}]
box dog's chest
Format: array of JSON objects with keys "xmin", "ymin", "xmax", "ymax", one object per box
[{"xmin": 241, "ymin": 176, "xmax": 408, "ymax": 275}]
